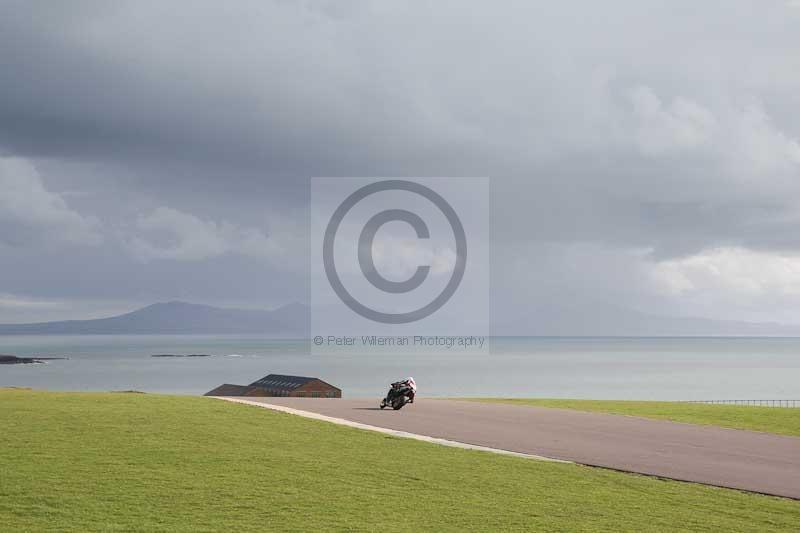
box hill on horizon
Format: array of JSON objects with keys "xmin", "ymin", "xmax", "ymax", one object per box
[
  {"xmin": 2, "ymin": 300, "xmax": 800, "ymax": 337},
  {"xmin": 0, "ymin": 301, "xmax": 309, "ymax": 336}
]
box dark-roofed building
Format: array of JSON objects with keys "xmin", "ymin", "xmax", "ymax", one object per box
[
  {"xmin": 204, "ymin": 384, "xmax": 252, "ymax": 396},
  {"xmin": 204, "ymin": 374, "xmax": 341, "ymax": 398}
]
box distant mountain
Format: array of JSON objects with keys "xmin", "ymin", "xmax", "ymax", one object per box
[
  {"xmin": 0, "ymin": 301, "xmax": 309, "ymax": 336},
  {"xmin": 2, "ymin": 299, "xmax": 799, "ymax": 336}
]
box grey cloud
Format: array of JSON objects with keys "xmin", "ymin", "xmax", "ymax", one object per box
[
  {"xmin": 0, "ymin": 157, "xmax": 103, "ymax": 248},
  {"xmin": 126, "ymin": 206, "xmax": 306, "ymax": 267},
  {"xmin": 1, "ymin": 1, "xmax": 800, "ymax": 324}
]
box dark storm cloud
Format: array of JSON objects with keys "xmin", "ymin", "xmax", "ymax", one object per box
[
  {"xmin": 1, "ymin": 1, "xmax": 800, "ymax": 323},
  {"xmin": 0, "ymin": 0, "xmax": 486, "ymax": 176}
]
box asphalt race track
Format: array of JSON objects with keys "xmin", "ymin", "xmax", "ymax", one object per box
[{"xmin": 227, "ymin": 397, "xmax": 800, "ymax": 499}]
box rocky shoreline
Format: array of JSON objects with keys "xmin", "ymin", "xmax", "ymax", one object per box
[
  {"xmin": 0, "ymin": 354, "xmax": 68, "ymax": 365},
  {"xmin": 151, "ymin": 354, "xmax": 213, "ymax": 358}
]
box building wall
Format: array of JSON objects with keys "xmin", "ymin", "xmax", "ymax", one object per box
[
  {"xmin": 244, "ymin": 387, "xmax": 272, "ymax": 397},
  {"xmin": 241, "ymin": 381, "xmax": 342, "ymax": 398},
  {"xmin": 293, "ymin": 380, "xmax": 342, "ymax": 398}
]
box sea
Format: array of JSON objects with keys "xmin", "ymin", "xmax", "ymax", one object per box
[{"xmin": 1, "ymin": 335, "xmax": 799, "ymax": 399}]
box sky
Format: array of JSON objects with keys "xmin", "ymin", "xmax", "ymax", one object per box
[{"xmin": 1, "ymin": 1, "xmax": 800, "ymax": 328}]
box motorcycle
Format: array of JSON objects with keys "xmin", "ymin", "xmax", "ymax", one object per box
[{"xmin": 380, "ymin": 382, "xmax": 414, "ymax": 410}]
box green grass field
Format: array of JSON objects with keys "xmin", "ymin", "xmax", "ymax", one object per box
[
  {"xmin": 460, "ymin": 399, "xmax": 800, "ymax": 437},
  {"xmin": 1, "ymin": 389, "xmax": 798, "ymax": 532}
]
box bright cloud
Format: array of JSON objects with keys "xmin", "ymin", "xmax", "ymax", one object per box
[
  {"xmin": 730, "ymin": 105, "xmax": 800, "ymax": 173},
  {"xmin": 652, "ymin": 246, "xmax": 800, "ymax": 296},
  {"xmin": 127, "ymin": 206, "xmax": 285, "ymax": 262},
  {"xmin": 628, "ymin": 87, "xmax": 800, "ymax": 176},
  {"xmin": 630, "ymin": 86, "xmax": 716, "ymax": 155},
  {"xmin": 371, "ymin": 235, "xmax": 456, "ymax": 279},
  {"xmin": 0, "ymin": 157, "xmax": 103, "ymax": 248}
]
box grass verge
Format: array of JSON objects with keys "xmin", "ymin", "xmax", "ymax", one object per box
[
  {"xmin": 460, "ymin": 398, "xmax": 800, "ymax": 437},
  {"xmin": 1, "ymin": 389, "xmax": 798, "ymax": 532}
]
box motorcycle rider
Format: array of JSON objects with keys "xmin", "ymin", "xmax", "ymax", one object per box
[
  {"xmin": 400, "ymin": 376, "xmax": 417, "ymax": 403},
  {"xmin": 382, "ymin": 377, "xmax": 417, "ymax": 407},
  {"xmin": 392, "ymin": 377, "xmax": 416, "ymax": 403}
]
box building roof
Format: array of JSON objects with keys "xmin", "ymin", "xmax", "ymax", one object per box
[
  {"xmin": 204, "ymin": 374, "xmax": 341, "ymax": 396},
  {"xmin": 203, "ymin": 383, "xmax": 252, "ymax": 396},
  {"xmin": 248, "ymin": 374, "xmax": 319, "ymax": 390}
]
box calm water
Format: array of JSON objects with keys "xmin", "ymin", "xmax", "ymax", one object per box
[{"xmin": 1, "ymin": 336, "xmax": 799, "ymax": 399}]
